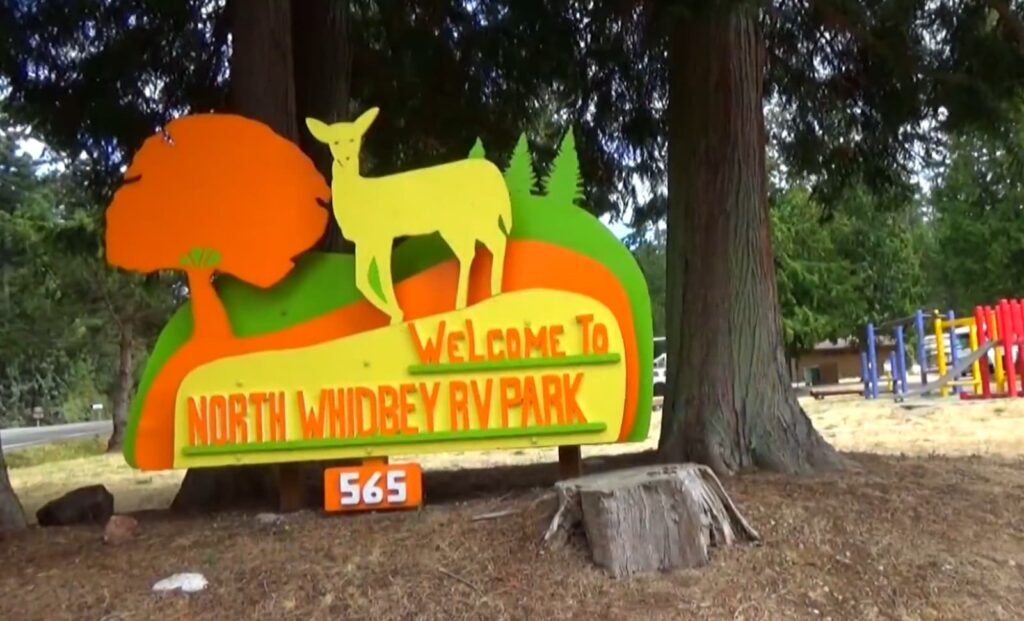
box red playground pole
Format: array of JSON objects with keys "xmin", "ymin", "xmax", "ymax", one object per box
[
  {"xmin": 976, "ymin": 305, "xmax": 992, "ymax": 398},
  {"xmin": 1011, "ymin": 301, "xmax": 1019, "ymax": 399},
  {"xmin": 1001, "ymin": 300, "xmax": 1018, "ymax": 397}
]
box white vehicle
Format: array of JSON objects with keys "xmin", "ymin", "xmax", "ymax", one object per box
[
  {"xmin": 653, "ymin": 353, "xmax": 667, "ymax": 396},
  {"xmin": 653, "ymin": 337, "xmax": 667, "ymax": 396}
]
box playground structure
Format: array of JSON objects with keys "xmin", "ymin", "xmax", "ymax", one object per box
[{"xmin": 858, "ymin": 299, "xmax": 1024, "ymax": 401}]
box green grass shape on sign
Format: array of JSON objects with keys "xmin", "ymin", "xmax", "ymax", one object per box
[
  {"xmin": 408, "ymin": 353, "xmax": 621, "ymax": 375},
  {"xmin": 182, "ymin": 422, "xmax": 608, "ymax": 457}
]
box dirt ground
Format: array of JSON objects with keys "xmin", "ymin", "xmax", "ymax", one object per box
[{"xmin": 4, "ymin": 396, "xmax": 1024, "ymax": 620}]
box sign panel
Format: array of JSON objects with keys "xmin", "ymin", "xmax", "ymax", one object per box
[
  {"xmin": 324, "ymin": 463, "xmax": 423, "ymax": 512},
  {"xmin": 104, "ymin": 107, "xmax": 653, "ymax": 471}
]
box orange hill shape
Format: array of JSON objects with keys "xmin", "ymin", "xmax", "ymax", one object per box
[{"xmin": 130, "ymin": 240, "xmax": 641, "ymax": 470}]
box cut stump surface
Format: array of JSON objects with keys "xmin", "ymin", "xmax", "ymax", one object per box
[{"xmin": 543, "ymin": 463, "xmax": 760, "ymax": 577}]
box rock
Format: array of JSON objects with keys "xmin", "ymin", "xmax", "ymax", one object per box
[
  {"xmin": 543, "ymin": 464, "xmax": 760, "ymax": 577},
  {"xmin": 36, "ymin": 485, "xmax": 114, "ymax": 527},
  {"xmin": 255, "ymin": 512, "xmax": 284, "ymax": 527},
  {"xmin": 152, "ymin": 572, "xmax": 208, "ymax": 593},
  {"xmin": 103, "ymin": 514, "xmax": 140, "ymax": 545}
]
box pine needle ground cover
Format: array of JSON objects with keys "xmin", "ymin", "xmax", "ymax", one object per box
[{"xmin": 3, "ymin": 399, "xmax": 1024, "ymax": 620}]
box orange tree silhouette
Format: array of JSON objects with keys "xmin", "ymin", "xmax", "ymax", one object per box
[{"xmin": 105, "ymin": 114, "xmax": 330, "ymax": 340}]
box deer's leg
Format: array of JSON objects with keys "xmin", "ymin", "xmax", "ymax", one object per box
[
  {"xmin": 480, "ymin": 227, "xmax": 507, "ymax": 297},
  {"xmin": 443, "ymin": 234, "xmax": 476, "ymax": 310},
  {"xmin": 355, "ymin": 245, "xmax": 393, "ymax": 320},
  {"xmin": 374, "ymin": 244, "xmax": 403, "ymax": 325}
]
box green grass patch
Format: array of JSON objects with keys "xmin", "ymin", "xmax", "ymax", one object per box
[{"xmin": 6, "ymin": 436, "xmax": 107, "ymax": 469}]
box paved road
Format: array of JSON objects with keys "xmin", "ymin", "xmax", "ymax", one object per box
[{"xmin": 0, "ymin": 420, "xmax": 112, "ymax": 451}]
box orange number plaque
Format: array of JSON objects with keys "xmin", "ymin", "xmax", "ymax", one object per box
[{"xmin": 323, "ymin": 463, "xmax": 423, "ymax": 512}]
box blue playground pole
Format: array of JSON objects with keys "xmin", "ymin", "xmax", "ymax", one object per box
[
  {"xmin": 867, "ymin": 323, "xmax": 879, "ymax": 399},
  {"xmin": 915, "ymin": 309, "xmax": 927, "ymax": 386},
  {"xmin": 947, "ymin": 310, "xmax": 959, "ymax": 394},
  {"xmin": 860, "ymin": 351, "xmax": 870, "ymax": 398},
  {"xmin": 895, "ymin": 324, "xmax": 907, "ymax": 395}
]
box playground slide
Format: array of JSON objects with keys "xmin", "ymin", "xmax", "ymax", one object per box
[{"xmin": 897, "ymin": 340, "xmax": 999, "ymax": 400}]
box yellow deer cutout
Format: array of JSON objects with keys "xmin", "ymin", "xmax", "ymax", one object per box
[{"xmin": 306, "ymin": 108, "xmax": 512, "ymax": 325}]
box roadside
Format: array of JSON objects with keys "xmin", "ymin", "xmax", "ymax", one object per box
[
  {"xmin": 6, "ymin": 436, "xmax": 106, "ymax": 469},
  {"xmin": 1, "ymin": 420, "xmax": 112, "ymax": 451}
]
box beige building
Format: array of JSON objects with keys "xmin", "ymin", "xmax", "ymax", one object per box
[{"xmin": 792, "ymin": 338, "xmax": 896, "ymax": 385}]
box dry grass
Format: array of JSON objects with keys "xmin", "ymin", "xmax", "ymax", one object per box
[
  {"xmin": 5, "ymin": 396, "xmax": 1024, "ymax": 620},
  {"xmin": 10, "ymin": 454, "xmax": 185, "ymax": 521},
  {"xmin": 5, "ymin": 436, "xmax": 108, "ymax": 470},
  {"xmin": 808, "ymin": 394, "xmax": 1024, "ymax": 457}
]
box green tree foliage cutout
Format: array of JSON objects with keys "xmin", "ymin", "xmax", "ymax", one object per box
[
  {"xmin": 502, "ymin": 133, "xmax": 540, "ymax": 206},
  {"xmin": 472, "ymin": 128, "xmax": 586, "ymax": 210},
  {"xmin": 467, "ymin": 138, "xmax": 487, "ymax": 160},
  {"xmin": 543, "ymin": 127, "xmax": 584, "ymax": 207}
]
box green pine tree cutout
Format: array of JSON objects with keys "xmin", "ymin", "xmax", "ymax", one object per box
[
  {"xmin": 468, "ymin": 137, "xmax": 487, "ymax": 159},
  {"xmin": 544, "ymin": 127, "xmax": 584, "ymax": 207},
  {"xmin": 503, "ymin": 132, "xmax": 539, "ymax": 204}
]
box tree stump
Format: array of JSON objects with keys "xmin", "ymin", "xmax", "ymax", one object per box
[{"xmin": 543, "ymin": 464, "xmax": 760, "ymax": 578}]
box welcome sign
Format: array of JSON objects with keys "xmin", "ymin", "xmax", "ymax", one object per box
[{"xmin": 104, "ymin": 107, "xmax": 652, "ymax": 472}]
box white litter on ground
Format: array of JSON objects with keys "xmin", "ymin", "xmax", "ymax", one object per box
[{"xmin": 152, "ymin": 572, "xmax": 208, "ymax": 593}]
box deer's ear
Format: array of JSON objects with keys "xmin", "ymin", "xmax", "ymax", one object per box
[
  {"xmin": 353, "ymin": 107, "xmax": 380, "ymax": 136},
  {"xmin": 305, "ymin": 117, "xmax": 332, "ymax": 143}
]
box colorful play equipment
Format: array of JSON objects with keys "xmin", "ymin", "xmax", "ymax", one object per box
[
  {"xmin": 860, "ymin": 309, "xmax": 929, "ymax": 399},
  {"xmin": 862, "ymin": 299, "xmax": 1024, "ymax": 400}
]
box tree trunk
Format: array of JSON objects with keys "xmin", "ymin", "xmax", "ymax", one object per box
[
  {"xmin": 543, "ymin": 464, "xmax": 760, "ymax": 577},
  {"xmin": 227, "ymin": 0, "xmax": 298, "ymax": 141},
  {"xmin": 291, "ymin": 0, "xmax": 353, "ymax": 253},
  {"xmin": 0, "ymin": 445, "xmax": 26, "ymax": 531},
  {"xmin": 107, "ymin": 324, "xmax": 134, "ymax": 452},
  {"xmin": 292, "ymin": 0, "xmax": 351, "ymax": 180},
  {"xmin": 658, "ymin": 7, "xmax": 843, "ymax": 475},
  {"xmin": 172, "ymin": 1, "xmax": 327, "ymax": 513},
  {"xmin": 185, "ymin": 269, "xmax": 232, "ymax": 340}
]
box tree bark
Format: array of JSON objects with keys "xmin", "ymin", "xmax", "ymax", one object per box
[
  {"xmin": 292, "ymin": 0, "xmax": 351, "ymax": 180},
  {"xmin": 107, "ymin": 324, "xmax": 134, "ymax": 452},
  {"xmin": 291, "ymin": 0, "xmax": 353, "ymax": 253},
  {"xmin": 543, "ymin": 464, "xmax": 760, "ymax": 577},
  {"xmin": 658, "ymin": 7, "xmax": 843, "ymax": 475},
  {"xmin": 227, "ymin": 0, "xmax": 298, "ymax": 141},
  {"xmin": 172, "ymin": 1, "xmax": 333, "ymax": 513},
  {"xmin": 0, "ymin": 445, "xmax": 26, "ymax": 531}
]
